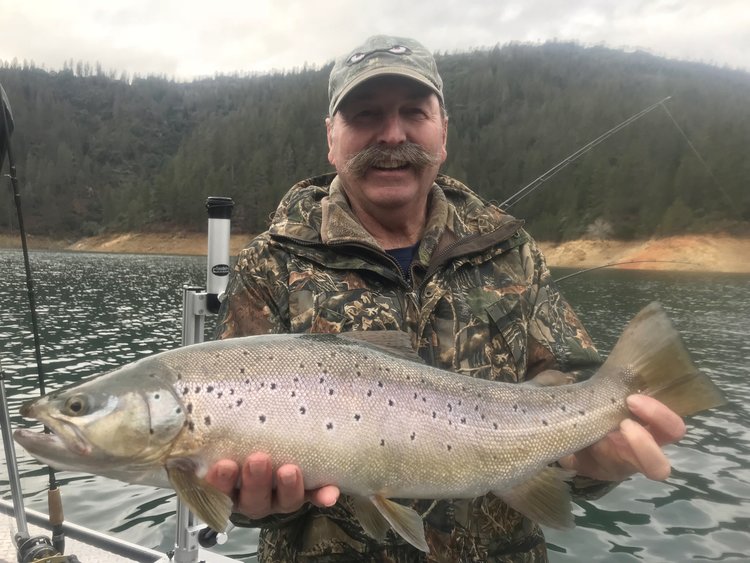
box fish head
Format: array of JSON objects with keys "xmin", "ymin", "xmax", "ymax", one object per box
[{"xmin": 14, "ymin": 360, "xmax": 186, "ymax": 477}]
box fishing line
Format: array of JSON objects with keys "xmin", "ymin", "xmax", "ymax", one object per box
[
  {"xmin": 659, "ymin": 102, "xmax": 737, "ymax": 213},
  {"xmin": 554, "ymin": 260, "xmax": 697, "ymax": 282}
]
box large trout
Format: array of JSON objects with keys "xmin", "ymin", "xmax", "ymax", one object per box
[{"xmin": 14, "ymin": 302, "xmax": 726, "ymax": 552}]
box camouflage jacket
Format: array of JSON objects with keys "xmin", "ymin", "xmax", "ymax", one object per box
[{"xmin": 216, "ymin": 173, "xmax": 605, "ymax": 562}]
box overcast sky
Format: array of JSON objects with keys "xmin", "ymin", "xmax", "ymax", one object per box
[{"xmin": 0, "ymin": 0, "xmax": 747, "ymax": 80}]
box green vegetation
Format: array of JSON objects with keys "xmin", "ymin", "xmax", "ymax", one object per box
[{"xmin": 1, "ymin": 42, "xmax": 748, "ymax": 240}]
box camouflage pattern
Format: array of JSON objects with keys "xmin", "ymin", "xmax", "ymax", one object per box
[{"xmin": 216, "ymin": 173, "xmax": 607, "ymax": 562}]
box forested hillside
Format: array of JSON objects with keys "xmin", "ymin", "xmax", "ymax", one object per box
[{"xmin": 1, "ymin": 42, "xmax": 748, "ymax": 241}]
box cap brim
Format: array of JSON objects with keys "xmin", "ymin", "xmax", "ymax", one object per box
[{"xmin": 330, "ymin": 66, "xmax": 442, "ymax": 115}]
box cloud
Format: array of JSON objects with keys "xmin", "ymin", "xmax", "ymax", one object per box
[{"xmin": 0, "ymin": 0, "xmax": 747, "ymax": 79}]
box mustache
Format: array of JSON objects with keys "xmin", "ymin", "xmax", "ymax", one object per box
[{"xmin": 343, "ymin": 143, "xmax": 440, "ymax": 178}]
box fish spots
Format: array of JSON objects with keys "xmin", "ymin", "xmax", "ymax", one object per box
[
  {"xmin": 542, "ymin": 419, "xmax": 549, "ymax": 426},
  {"xmin": 270, "ymin": 383, "xmax": 277, "ymax": 390},
  {"xmin": 326, "ymin": 422, "xmax": 334, "ymax": 430},
  {"xmin": 188, "ymin": 421, "xmax": 195, "ymax": 432},
  {"xmin": 175, "ymin": 407, "xmax": 182, "ymax": 414},
  {"xmin": 422, "ymin": 397, "xmax": 427, "ymax": 403},
  {"xmin": 380, "ymin": 439, "xmax": 385, "ymax": 447},
  {"xmin": 299, "ymin": 406, "xmax": 307, "ymax": 415},
  {"xmin": 579, "ymin": 409, "xmax": 586, "ymax": 416},
  {"xmin": 183, "ymin": 387, "xmax": 189, "ymax": 396},
  {"xmin": 460, "ymin": 417, "xmax": 466, "ymax": 424},
  {"xmin": 319, "ymin": 377, "xmax": 325, "ymax": 384},
  {"xmin": 388, "ymin": 399, "xmax": 395, "ymax": 407},
  {"xmin": 447, "ymin": 444, "xmax": 452, "ymax": 451},
  {"xmin": 204, "ymin": 415, "xmax": 211, "ymax": 426},
  {"xmin": 259, "ymin": 414, "xmax": 266, "ymax": 424},
  {"xmin": 291, "ymin": 391, "xmax": 296, "ymax": 398},
  {"xmin": 149, "ymin": 428, "xmax": 155, "ymax": 435},
  {"xmin": 414, "ymin": 393, "xmax": 418, "ymax": 400},
  {"xmin": 432, "ymin": 411, "xmax": 436, "ymax": 419},
  {"xmin": 610, "ymin": 397, "xmax": 617, "ymax": 404},
  {"xmin": 513, "ymin": 404, "xmax": 518, "ymax": 412},
  {"xmin": 493, "ymin": 422, "xmax": 498, "ymax": 430},
  {"xmin": 206, "ymin": 385, "xmax": 214, "ymax": 393},
  {"xmin": 448, "ymin": 403, "xmax": 453, "ymax": 412},
  {"xmin": 236, "ymin": 399, "xmax": 243, "ymax": 407},
  {"xmin": 560, "ymin": 405, "xmax": 567, "ymax": 412},
  {"xmin": 328, "ymin": 388, "xmax": 335, "ymax": 396},
  {"xmin": 410, "ymin": 432, "xmax": 416, "ymax": 441},
  {"xmin": 356, "ymin": 370, "xmax": 362, "ymax": 377},
  {"xmin": 245, "ymin": 378, "xmax": 250, "ymax": 385},
  {"xmin": 293, "ymin": 377, "xmax": 300, "ymax": 383},
  {"xmin": 367, "ymin": 390, "xmax": 373, "ymax": 397},
  {"xmin": 194, "ymin": 386, "xmax": 201, "ymax": 393},
  {"xmin": 187, "ymin": 403, "xmax": 193, "ymax": 414},
  {"xmin": 354, "ymin": 414, "xmax": 361, "ymax": 422},
  {"xmin": 378, "ymin": 381, "xmax": 384, "ymax": 388}
]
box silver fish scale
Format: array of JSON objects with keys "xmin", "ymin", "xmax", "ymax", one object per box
[{"xmin": 153, "ymin": 334, "xmax": 635, "ymax": 499}]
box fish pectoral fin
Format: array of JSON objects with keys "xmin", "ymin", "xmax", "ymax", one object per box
[
  {"xmin": 495, "ymin": 466, "xmax": 576, "ymax": 530},
  {"xmin": 167, "ymin": 465, "xmax": 232, "ymax": 532},
  {"xmin": 351, "ymin": 495, "xmax": 390, "ymax": 542},
  {"xmin": 368, "ymin": 494, "xmax": 429, "ymax": 553}
]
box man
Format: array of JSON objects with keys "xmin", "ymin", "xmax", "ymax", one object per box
[{"xmin": 206, "ymin": 35, "xmax": 685, "ymax": 562}]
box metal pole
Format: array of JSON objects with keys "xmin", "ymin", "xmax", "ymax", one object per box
[
  {"xmin": 0, "ymin": 370, "xmax": 29, "ymax": 539},
  {"xmin": 172, "ymin": 197, "xmax": 233, "ymax": 563}
]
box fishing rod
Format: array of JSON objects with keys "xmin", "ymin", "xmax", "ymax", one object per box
[
  {"xmin": 500, "ymin": 96, "xmax": 672, "ymax": 210},
  {"xmin": 1, "ymin": 82, "xmax": 74, "ymax": 562}
]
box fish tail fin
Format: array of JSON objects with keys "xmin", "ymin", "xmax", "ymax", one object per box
[{"xmin": 600, "ymin": 302, "xmax": 726, "ymax": 416}]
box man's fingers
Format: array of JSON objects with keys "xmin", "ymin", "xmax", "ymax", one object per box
[
  {"xmin": 619, "ymin": 418, "xmax": 672, "ymax": 480},
  {"xmin": 238, "ymin": 453, "xmax": 274, "ymax": 518},
  {"xmin": 204, "ymin": 459, "xmax": 240, "ymax": 497},
  {"xmin": 307, "ymin": 485, "xmax": 340, "ymax": 508},
  {"xmin": 627, "ymin": 395, "xmax": 686, "ymax": 446},
  {"xmin": 275, "ymin": 464, "xmax": 306, "ymax": 513}
]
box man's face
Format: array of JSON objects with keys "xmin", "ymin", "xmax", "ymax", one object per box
[{"xmin": 326, "ymin": 76, "xmax": 448, "ymax": 217}]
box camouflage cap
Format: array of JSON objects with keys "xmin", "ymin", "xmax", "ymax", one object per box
[{"xmin": 328, "ymin": 35, "xmax": 443, "ymax": 116}]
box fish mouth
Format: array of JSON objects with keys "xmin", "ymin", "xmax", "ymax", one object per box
[{"xmin": 14, "ymin": 418, "xmax": 93, "ymax": 458}]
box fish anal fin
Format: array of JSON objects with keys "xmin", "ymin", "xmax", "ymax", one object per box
[
  {"xmin": 167, "ymin": 464, "xmax": 232, "ymax": 532},
  {"xmin": 369, "ymin": 494, "xmax": 429, "ymax": 553},
  {"xmin": 495, "ymin": 466, "xmax": 575, "ymax": 530},
  {"xmin": 351, "ymin": 495, "xmax": 390, "ymax": 542}
]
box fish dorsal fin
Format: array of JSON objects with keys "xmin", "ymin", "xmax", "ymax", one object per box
[
  {"xmin": 338, "ymin": 331, "xmax": 424, "ymax": 364},
  {"xmin": 167, "ymin": 463, "xmax": 232, "ymax": 532},
  {"xmin": 368, "ymin": 494, "xmax": 429, "ymax": 553},
  {"xmin": 494, "ymin": 466, "xmax": 575, "ymax": 530},
  {"xmin": 524, "ymin": 369, "xmax": 576, "ymax": 387}
]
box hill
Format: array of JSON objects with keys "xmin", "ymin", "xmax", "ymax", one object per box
[{"xmin": 1, "ymin": 42, "xmax": 749, "ymax": 240}]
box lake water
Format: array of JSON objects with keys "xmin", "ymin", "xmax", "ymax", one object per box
[{"xmin": 0, "ymin": 250, "xmax": 748, "ymax": 562}]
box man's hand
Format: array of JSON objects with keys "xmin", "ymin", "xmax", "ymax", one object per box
[
  {"xmin": 559, "ymin": 394, "xmax": 686, "ymax": 481},
  {"xmin": 204, "ymin": 453, "xmax": 340, "ymax": 519}
]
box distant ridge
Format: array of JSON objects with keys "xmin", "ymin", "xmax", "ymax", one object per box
[{"xmin": 1, "ymin": 41, "xmax": 748, "ymax": 240}]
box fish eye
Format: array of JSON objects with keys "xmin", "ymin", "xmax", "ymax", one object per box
[{"xmin": 64, "ymin": 394, "xmax": 89, "ymax": 416}]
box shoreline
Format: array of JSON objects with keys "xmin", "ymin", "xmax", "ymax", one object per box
[{"xmin": 1, "ymin": 232, "xmax": 748, "ymax": 273}]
